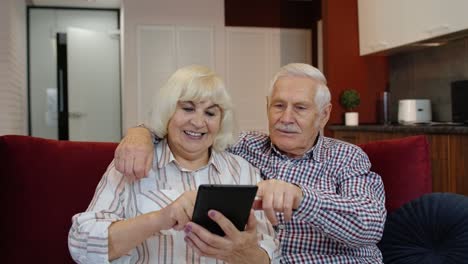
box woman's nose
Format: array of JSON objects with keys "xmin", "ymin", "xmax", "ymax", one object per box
[{"xmin": 190, "ymin": 113, "xmax": 205, "ymax": 127}]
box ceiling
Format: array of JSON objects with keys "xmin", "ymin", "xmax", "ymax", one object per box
[{"xmin": 30, "ymin": 0, "xmax": 121, "ymax": 8}]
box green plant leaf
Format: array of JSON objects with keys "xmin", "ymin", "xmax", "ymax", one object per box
[{"xmin": 340, "ymin": 89, "xmax": 361, "ymax": 111}]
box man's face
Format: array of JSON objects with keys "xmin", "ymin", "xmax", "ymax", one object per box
[{"xmin": 268, "ymin": 76, "xmax": 331, "ymax": 158}]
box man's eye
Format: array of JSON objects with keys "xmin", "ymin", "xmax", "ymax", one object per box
[
  {"xmin": 296, "ymin": 105, "xmax": 307, "ymax": 110},
  {"xmin": 273, "ymin": 104, "xmax": 284, "ymax": 108}
]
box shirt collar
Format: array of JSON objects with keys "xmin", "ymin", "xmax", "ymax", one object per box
[
  {"xmin": 156, "ymin": 139, "xmax": 222, "ymax": 173},
  {"xmin": 270, "ymin": 134, "xmax": 325, "ymax": 162}
]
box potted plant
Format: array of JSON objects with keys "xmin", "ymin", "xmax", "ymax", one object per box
[{"xmin": 340, "ymin": 89, "xmax": 361, "ymax": 126}]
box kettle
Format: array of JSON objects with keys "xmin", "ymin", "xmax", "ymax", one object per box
[{"xmin": 398, "ymin": 99, "xmax": 432, "ymax": 124}]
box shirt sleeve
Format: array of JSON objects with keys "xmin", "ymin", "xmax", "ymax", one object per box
[
  {"xmin": 243, "ymin": 162, "xmax": 281, "ymax": 262},
  {"xmin": 294, "ymin": 149, "xmax": 386, "ymax": 248},
  {"xmin": 68, "ymin": 161, "xmax": 128, "ymax": 264},
  {"xmin": 256, "ymin": 211, "xmax": 281, "ymax": 262}
]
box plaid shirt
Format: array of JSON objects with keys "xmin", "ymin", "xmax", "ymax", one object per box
[{"xmin": 228, "ymin": 132, "xmax": 386, "ymax": 264}]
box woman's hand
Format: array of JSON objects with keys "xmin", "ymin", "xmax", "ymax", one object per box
[
  {"xmin": 159, "ymin": 190, "xmax": 198, "ymax": 231},
  {"xmin": 184, "ymin": 210, "xmax": 269, "ymax": 264}
]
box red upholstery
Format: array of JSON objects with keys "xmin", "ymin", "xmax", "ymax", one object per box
[
  {"xmin": 0, "ymin": 134, "xmax": 431, "ymax": 263},
  {"xmin": 358, "ymin": 135, "xmax": 432, "ymax": 213},
  {"xmin": 0, "ymin": 135, "xmax": 117, "ymax": 263}
]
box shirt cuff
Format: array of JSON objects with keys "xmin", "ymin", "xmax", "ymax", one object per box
[
  {"xmin": 294, "ymin": 186, "xmax": 322, "ymax": 223},
  {"xmin": 258, "ymin": 240, "xmax": 281, "ymax": 264}
]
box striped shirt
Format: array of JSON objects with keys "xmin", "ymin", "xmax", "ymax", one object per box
[
  {"xmin": 68, "ymin": 139, "xmax": 278, "ymax": 264},
  {"xmin": 228, "ymin": 132, "xmax": 386, "ymax": 264}
]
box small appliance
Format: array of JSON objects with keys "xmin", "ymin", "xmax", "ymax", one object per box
[
  {"xmin": 398, "ymin": 99, "xmax": 432, "ymax": 124},
  {"xmin": 452, "ymin": 80, "xmax": 468, "ymax": 124}
]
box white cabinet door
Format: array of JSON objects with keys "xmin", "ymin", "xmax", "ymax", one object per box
[
  {"xmin": 358, "ymin": 0, "xmax": 468, "ymax": 55},
  {"xmin": 136, "ymin": 25, "xmax": 311, "ymax": 133},
  {"xmin": 226, "ymin": 28, "xmax": 271, "ymax": 134},
  {"xmin": 226, "ymin": 27, "xmax": 311, "ymax": 133},
  {"xmin": 358, "ymin": 0, "xmax": 378, "ymax": 55},
  {"xmin": 358, "ymin": 0, "xmax": 407, "ymax": 55},
  {"xmin": 137, "ymin": 25, "xmax": 215, "ymax": 122}
]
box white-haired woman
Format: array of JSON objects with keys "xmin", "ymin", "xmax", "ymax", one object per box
[{"xmin": 68, "ymin": 65, "xmax": 278, "ymax": 264}]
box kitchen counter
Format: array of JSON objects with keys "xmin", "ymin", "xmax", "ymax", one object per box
[
  {"xmin": 329, "ymin": 124, "xmax": 468, "ymax": 195},
  {"xmin": 327, "ymin": 124, "xmax": 468, "ymax": 134}
]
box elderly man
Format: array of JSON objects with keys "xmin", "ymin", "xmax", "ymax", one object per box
[{"xmin": 115, "ymin": 63, "xmax": 386, "ymax": 263}]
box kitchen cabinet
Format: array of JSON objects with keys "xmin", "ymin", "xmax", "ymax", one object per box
[
  {"xmin": 358, "ymin": 0, "xmax": 468, "ymax": 55},
  {"xmin": 330, "ymin": 128, "xmax": 468, "ymax": 195}
]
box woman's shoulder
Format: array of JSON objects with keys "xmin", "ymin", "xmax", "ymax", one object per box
[{"xmin": 212, "ymin": 150, "xmax": 260, "ymax": 184}]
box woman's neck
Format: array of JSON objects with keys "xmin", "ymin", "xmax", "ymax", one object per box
[
  {"xmin": 173, "ymin": 153, "xmax": 209, "ymax": 171},
  {"xmin": 168, "ymin": 146, "xmax": 210, "ymax": 171}
]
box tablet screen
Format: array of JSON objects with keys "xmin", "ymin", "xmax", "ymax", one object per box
[{"xmin": 192, "ymin": 184, "xmax": 258, "ymax": 236}]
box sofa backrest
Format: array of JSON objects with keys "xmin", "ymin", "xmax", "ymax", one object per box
[
  {"xmin": 0, "ymin": 134, "xmax": 431, "ymax": 263},
  {"xmin": 358, "ymin": 135, "xmax": 432, "ymax": 213},
  {"xmin": 0, "ymin": 135, "xmax": 117, "ymax": 263}
]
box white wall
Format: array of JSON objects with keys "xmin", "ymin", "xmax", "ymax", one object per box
[
  {"xmin": 0, "ymin": 0, "xmax": 27, "ymax": 136},
  {"xmin": 121, "ymin": 0, "xmax": 226, "ymax": 131},
  {"xmin": 121, "ymin": 0, "xmax": 311, "ymax": 134}
]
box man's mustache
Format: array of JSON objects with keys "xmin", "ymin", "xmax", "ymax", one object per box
[{"xmin": 274, "ymin": 124, "xmax": 300, "ymax": 133}]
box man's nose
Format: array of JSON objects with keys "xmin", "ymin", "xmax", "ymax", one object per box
[{"xmin": 280, "ymin": 106, "xmax": 294, "ymax": 123}]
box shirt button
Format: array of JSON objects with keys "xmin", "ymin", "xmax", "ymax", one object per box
[{"xmin": 278, "ymin": 224, "xmax": 285, "ymax": 230}]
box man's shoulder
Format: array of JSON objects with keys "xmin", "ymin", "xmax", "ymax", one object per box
[
  {"xmin": 228, "ymin": 131, "xmax": 271, "ymax": 157},
  {"xmin": 237, "ymin": 131, "xmax": 271, "ymax": 147},
  {"xmin": 320, "ymin": 136, "xmax": 366, "ymax": 156},
  {"xmin": 212, "ymin": 150, "xmax": 256, "ymax": 170}
]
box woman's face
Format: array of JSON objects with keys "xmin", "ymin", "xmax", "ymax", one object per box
[{"xmin": 167, "ymin": 100, "xmax": 222, "ymax": 161}]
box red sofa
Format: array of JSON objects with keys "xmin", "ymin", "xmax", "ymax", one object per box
[{"xmin": 0, "ymin": 135, "xmax": 431, "ymax": 263}]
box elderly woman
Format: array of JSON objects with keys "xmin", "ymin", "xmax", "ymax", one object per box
[{"xmin": 68, "ymin": 65, "xmax": 277, "ymax": 264}]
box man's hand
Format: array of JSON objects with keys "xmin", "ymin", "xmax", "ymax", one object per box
[
  {"xmin": 114, "ymin": 127, "xmax": 154, "ymax": 181},
  {"xmin": 254, "ymin": 179, "xmax": 303, "ymax": 225},
  {"xmin": 184, "ymin": 210, "xmax": 269, "ymax": 264}
]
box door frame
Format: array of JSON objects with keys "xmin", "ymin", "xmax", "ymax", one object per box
[{"xmin": 26, "ymin": 6, "xmax": 121, "ymax": 138}]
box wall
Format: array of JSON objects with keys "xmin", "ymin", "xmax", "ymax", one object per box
[
  {"xmin": 389, "ymin": 37, "xmax": 468, "ymax": 122},
  {"xmin": 121, "ymin": 0, "xmax": 226, "ymax": 131},
  {"xmin": 121, "ymin": 0, "xmax": 312, "ymax": 133},
  {"xmin": 322, "ymin": 0, "xmax": 388, "ymax": 126},
  {"xmin": 0, "ymin": 0, "xmax": 27, "ymax": 136}
]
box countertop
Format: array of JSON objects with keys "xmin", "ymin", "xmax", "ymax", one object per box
[{"xmin": 327, "ymin": 123, "xmax": 468, "ymax": 134}]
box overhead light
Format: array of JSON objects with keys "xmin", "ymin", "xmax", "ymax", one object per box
[{"xmin": 411, "ymin": 42, "xmax": 447, "ymax": 47}]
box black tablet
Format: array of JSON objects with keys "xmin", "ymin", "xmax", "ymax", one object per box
[{"xmin": 192, "ymin": 184, "xmax": 258, "ymax": 236}]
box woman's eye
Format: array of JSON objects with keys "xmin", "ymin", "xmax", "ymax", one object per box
[
  {"xmin": 182, "ymin": 107, "xmax": 194, "ymax": 112},
  {"xmin": 205, "ymin": 111, "xmax": 216, "ymax": 117}
]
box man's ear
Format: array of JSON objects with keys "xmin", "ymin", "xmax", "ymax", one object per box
[
  {"xmin": 266, "ymin": 96, "xmax": 270, "ymax": 113},
  {"xmin": 319, "ymin": 103, "xmax": 332, "ymax": 129}
]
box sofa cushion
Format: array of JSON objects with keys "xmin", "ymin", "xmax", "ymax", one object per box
[
  {"xmin": 359, "ymin": 135, "xmax": 432, "ymax": 213},
  {"xmin": 379, "ymin": 192, "xmax": 468, "ymax": 263},
  {"xmin": 0, "ymin": 135, "xmax": 117, "ymax": 263}
]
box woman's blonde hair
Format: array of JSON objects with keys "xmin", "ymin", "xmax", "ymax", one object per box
[{"xmin": 149, "ymin": 65, "xmax": 234, "ymax": 151}]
